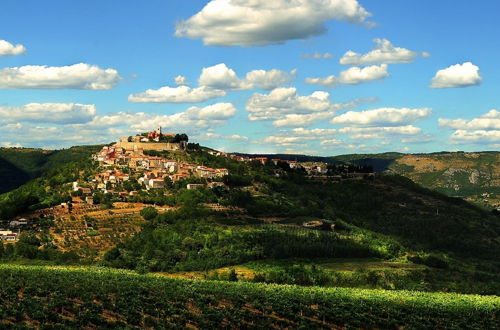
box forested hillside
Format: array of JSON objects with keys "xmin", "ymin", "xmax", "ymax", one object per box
[
  {"xmin": 239, "ymin": 151, "xmax": 500, "ymax": 209},
  {"xmin": 0, "ymin": 146, "xmax": 102, "ymax": 194},
  {"xmin": 1, "ymin": 146, "xmax": 499, "ymax": 329}
]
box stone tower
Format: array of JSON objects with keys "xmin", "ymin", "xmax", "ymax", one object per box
[{"xmin": 156, "ymin": 126, "xmax": 162, "ymax": 135}]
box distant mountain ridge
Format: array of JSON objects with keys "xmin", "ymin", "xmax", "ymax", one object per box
[{"xmin": 233, "ymin": 151, "xmax": 500, "ymax": 208}]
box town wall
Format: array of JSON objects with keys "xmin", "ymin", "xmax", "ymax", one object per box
[{"xmin": 115, "ymin": 141, "xmax": 183, "ymax": 151}]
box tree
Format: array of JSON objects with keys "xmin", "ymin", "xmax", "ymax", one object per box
[
  {"xmin": 140, "ymin": 206, "xmax": 158, "ymax": 220},
  {"xmin": 4, "ymin": 244, "xmax": 14, "ymax": 257},
  {"xmin": 228, "ymin": 269, "xmax": 238, "ymax": 282},
  {"xmin": 173, "ymin": 133, "xmax": 188, "ymax": 143},
  {"xmin": 15, "ymin": 231, "xmax": 41, "ymax": 259}
]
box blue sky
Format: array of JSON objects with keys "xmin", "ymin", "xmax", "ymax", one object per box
[{"xmin": 0, "ymin": 0, "xmax": 499, "ymax": 155}]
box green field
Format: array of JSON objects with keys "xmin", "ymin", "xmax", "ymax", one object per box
[{"xmin": 0, "ymin": 264, "xmax": 498, "ymax": 329}]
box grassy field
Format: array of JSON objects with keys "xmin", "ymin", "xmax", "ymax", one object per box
[{"xmin": 0, "ymin": 264, "xmax": 498, "ymax": 329}]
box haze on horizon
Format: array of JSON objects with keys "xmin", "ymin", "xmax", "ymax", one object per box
[{"xmin": 0, "ymin": 0, "xmax": 499, "ymax": 155}]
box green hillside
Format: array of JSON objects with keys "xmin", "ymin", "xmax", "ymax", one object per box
[
  {"xmin": 0, "ymin": 264, "xmax": 498, "ymax": 329},
  {"xmin": 1, "ymin": 146, "xmax": 499, "ymax": 328},
  {"xmin": 1, "ymin": 148, "xmax": 499, "ymax": 295},
  {"xmin": 0, "ymin": 146, "xmax": 103, "ymax": 194}
]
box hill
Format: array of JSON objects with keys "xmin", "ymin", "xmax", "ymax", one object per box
[
  {"xmin": 1, "ymin": 146, "xmax": 499, "ymax": 295},
  {"xmin": 0, "ymin": 264, "xmax": 498, "ymax": 329},
  {"xmin": 0, "ymin": 146, "xmax": 103, "ymax": 194},
  {"xmin": 389, "ymin": 152, "xmax": 500, "ymax": 208},
  {"xmin": 237, "ymin": 151, "xmax": 500, "ymax": 209},
  {"xmin": 0, "ymin": 143, "xmax": 499, "ymax": 328}
]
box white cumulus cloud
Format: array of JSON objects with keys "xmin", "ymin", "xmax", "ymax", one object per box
[
  {"xmin": 439, "ymin": 109, "xmax": 500, "ymax": 130},
  {"xmin": 175, "ymin": 0, "xmax": 373, "ymax": 46},
  {"xmin": 449, "ymin": 130, "xmax": 500, "ymax": 144},
  {"xmin": 248, "ymin": 89, "xmax": 375, "ymax": 126},
  {"xmin": 338, "ymin": 125, "xmax": 422, "ymax": 136},
  {"xmin": 305, "ymin": 64, "xmax": 388, "ymax": 87},
  {"xmin": 185, "ymin": 102, "xmax": 237, "ymax": 120},
  {"xmin": 440, "ymin": 109, "xmax": 500, "ymax": 145},
  {"xmin": 0, "ymin": 63, "xmax": 120, "ymax": 90},
  {"xmin": 247, "ymin": 87, "xmax": 332, "ymax": 121},
  {"xmin": 128, "ymin": 85, "xmax": 225, "ymax": 103},
  {"xmin": 199, "ymin": 63, "xmax": 295, "ymax": 90},
  {"xmin": 0, "ymin": 40, "xmax": 26, "ymax": 56},
  {"xmin": 68, "ymin": 103, "xmax": 237, "ymax": 141},
  {"xmin": 273, "ymin": 111, "xmax": 335, "ymax": 127},
  {"xmin": 174, "ymin": 75, "xmax": 189, "ymax": 85},
  {"xmin": 244, "ymin": 68, "xmax": 296, "ymax": 90},
  {"xmin": 320, "ymin": 139, "xmax": 343, "ymax": 146},
  {"xmin": 0, "ymin": 103, "xmax": 96, "ymax": 124},
  {"xmin": 339, "ymin": 38, "xmax": 429, "ymax": 65},
  {"xmin": 301, "ymin": 52, "xmax": 333, "ymax": 60},
  {"xmin": 331, "ymin": 107, "xmax": 431, "ymax": 126},
  {"xmin": 199, "ymin": 63, "xmax": 243, "ymax": 90},
  {"xmin": 130, "ymin": 63, "xmax": 295, "ymax": 103},
  {"xmin": 430, "ymin": 62, "xmax": 482, "ymax": 88}
]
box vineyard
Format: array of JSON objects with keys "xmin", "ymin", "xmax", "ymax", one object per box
[
  {"xmin": 48, "ymin": 203, "xmax": 157, "ymax": 258},
  {"xmin": 0, "ymin": 264, "xmax": 498, "ymax": 329}
]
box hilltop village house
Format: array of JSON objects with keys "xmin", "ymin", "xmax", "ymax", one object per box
[
  {"xmin": 88, "ymin": 128, "xmax": 229, "ymax": 198},
  {"xmin": 114, "ymin": 126, "xmax": 187, "ymax": 153}
]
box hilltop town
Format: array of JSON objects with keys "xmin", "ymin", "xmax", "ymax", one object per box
[
  {"xmin": 0, "ymin": 128, "xmax": 374, "ymax": 243},
  {"xmin": 93, "ymin": 127, "xmax": 229, "ymax": 192}
]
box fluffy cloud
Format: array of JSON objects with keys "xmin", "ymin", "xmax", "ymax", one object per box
[
  {"xmin": 339, "ymin": 38, "xmax": 429, "ymax": 65},
  {"xmin": 301, "ymin": 52, "xmax": 333, "ymax": 60},
  {"xmin": 247, "ymin": 87, "xmax": 331, "ymax": 121},
  {"xmin": 175, "ymin": 0, "xmax": 372, "ymax": 46},
  {"xmin": 438, "ymin": 110, "xmax": 500, "ymax": 130},
  {"xmin": 130, "ymin": 63, "xmax": 294, "ymax": 103},
  {"xmin": 261, "ymin": 127, "xmax": 338, "ymax": 148},
  {"xmin": 430, "ymin": 62, "xmax": 482, "ymax": 88},
  {"xmin": 439, "ymin": 110, "xmax": 500, "ymax": 130},
  {"xmin": 195, "ymin": 132, "xmax": 249, "ymax": 141},
  {"xmin": 449, "ymin": 130, "xmax": 500, "ymax": 144},
  {"xmin": 338, "ymin": 125, "xmax": 422, "ymax": 140},
  {"xmin": 305, "ymin": 64, "xmax": 388, "ymax": 87},
  {"xmin": 273, "ymin": 111, "xmax": 334, "ymax": 127},
  {"xmin": 248, "ymin": 89, "xmax": 374, "ymax": 126},
  {"xmin": 0, "ymin": 103, "xmax": 96, "ymax": 124},
  {"xmin": 128, "ymin": 86, "xmax": 225, "ymax": 103},
  {"xmin": 0, "ymin": 63, "xmax": 120, "ymax": 90},
  {"xmin": 244, "ymin": 68, "xmax": 296, "ymax": 90},
  {"xmin": 199, "ymin": 63, "xmax": 295, "ymax": 90},
  {"xmin": 320, "ymin": 139, "xmax": 343, "ymax": 146},
  {"xmin": 291, "ymin": 127, "xmax": 337, "ymax": 136},
  {"xmin": 0, "ymin": 40, "xmax": 26, "ymax": 56},
  {"xmin": 185, "ymin": 102, "xmax": 237, "ymax": 120},
  {"xmin": 339, "ymin": 126, "xmax": 421, "ymax": 134},
  {"xmin": 440, "ymin": 110, "xmax": 500, "ymax": 145},
  {"xmin": 263, "ymin": 136, "xmax": 313, "ymax": 147},
  {"xmin": 0, "ymin": 123, "xmax": 110, "ymax": 149},
  {"xmin": 175, "ymin": 75, "xmax": 188, "ymax": 85},
  {"xmin": 0, "ymin": 102, "xmax": 237, "ymax": 149},
  {"xmin": 77, "ymin": 102, "xmax": 236, "ymax": 132},
  {"xmin": 199, "ymin": 63, "xmax": 243, "ymax": 90},
  {"xmin": 331, "ymin": 107, "xmax": 431, "ymax": 126}
]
